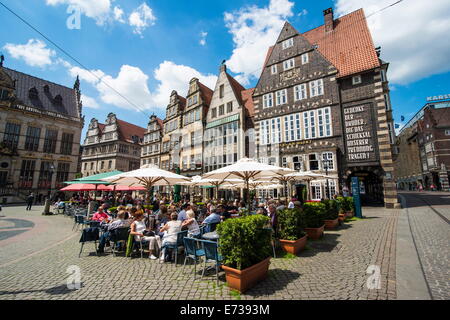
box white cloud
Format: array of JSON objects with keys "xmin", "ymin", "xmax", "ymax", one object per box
[
  {"xmin": 151, "ymin": 61, "xmax": 217, "ymax": 108},
  {"xmin": 81, "ymin": 94, "xmax": 100, "ymax": 109},
  {"xmin": 69, "ymin": 66, "xmax": 105, "ymax": 85},
  {"xmin": 129, "ymin": 2, "xmax": 157, "ymax": 36},
  {"xmin": 224, "ymin": 0, "xmax": 295, "ymax": 84},
  {"xmin": 298, "ymin": 9, "xmax": 308, "ymax": 17},
  {"xmin": 335, "ymin": 0, "xmax": 450, "ymax": 85},
  {"xmin": 113, "ymin": 6, "xmax": 125, "ymax": 23},
  {"xmin": 199, "ymin": 31, "xmax": 208, "ymax": 46},
  {"xmin": 46, "ymin": 0, "xmax": 112, "ymax": 25},
  {"xmin": 3, "ymin": 39, "xmax": 56, "ymax": 68}
]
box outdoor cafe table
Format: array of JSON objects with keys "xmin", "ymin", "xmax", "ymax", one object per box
[{"xmin": 202, "ymin": 231, "xmax": 219, "ymax": 241}]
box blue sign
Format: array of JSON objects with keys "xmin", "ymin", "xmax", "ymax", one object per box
[{"xmin": 351, "ymin": 177, "xmax": 363, "ymax": 218}]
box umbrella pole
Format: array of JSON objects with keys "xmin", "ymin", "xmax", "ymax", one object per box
[{"xmin": 246, "ymin": 179, "xmax": 250, "ymax": 212}]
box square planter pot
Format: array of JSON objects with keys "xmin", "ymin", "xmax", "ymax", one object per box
[
  {"xmin": 324, "ymin": 218, "xmax": 339, "ymax": 230},
  {"xmin": 338, "ymin": 213, "xmax": 346, "ymax": 223},
  {"xmin": 304, "ymin": 225, "xmax": 325, "ymax": 240},
  {"xmin": 222, "ymin": 257, "xmax": 271, "ymax": 293},
  {"xmin": 279, "ymin": 235, "xmax": 308, "ymax": 255},
  {"xmin": 345, "ymin": 211, "xmax": 354, "ymax": 218}
]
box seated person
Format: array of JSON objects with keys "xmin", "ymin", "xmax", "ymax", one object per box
[
  {"xmin": 216, "ymin": 204, "xmax": 230, "ymax": 221},
  {"xmin": 130, "ymin": 212, "xmax": 161, "ymax": 260},
  {"xmin": 92, "ymin": 207, "xmax": 110, "ymax": 222},
  {"xmin": 97, "ymin": 211, "xmax": 128, "ymax": 254},
  {"xmin": 201, "ymin": 208, "xmax": 222, "ymax": 233},
  {"xmin": 159, "ymin": 212, "xmax": 182, "ymax": 263},
  {"xmin": 181, "ymin": 210, "xmax": 200, "ymax": 238}
]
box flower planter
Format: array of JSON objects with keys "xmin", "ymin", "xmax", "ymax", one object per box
[
  {"xmin": 279, "ymin": 235, "xmax": 308, "ymax": 255},
  {"xmin": 338, "ymin": 213, "xmax": 346, "ymax": 223},
  {"xmin": 345, "ymin": 211, "xmax": 354, "ymax": 218},
  {"xmin": 304, "ymin": 225, "xmax": 325, "ymax": 240},
  {"xmin": 324, "ymin": 218, "xmax": 339, "ymax": 230},
  {"xmin": 222, "ymin": 258, "xmax": 271, "ymax": 293}
]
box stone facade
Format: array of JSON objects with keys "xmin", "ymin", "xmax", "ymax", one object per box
[
  {"xmin": 81, "ymin": 113, "xmax": 144, "ymax": 177},
  {"xmin": 0, "ymin": 65, "xmax": 83, "ymax": 202},
  {"xmin": 253, "ymin": 9, "xmax": 398, "ymax": 207},
  {"xmin": 141, "ymin": 115, "xmax": 163, "ymax": 168}
]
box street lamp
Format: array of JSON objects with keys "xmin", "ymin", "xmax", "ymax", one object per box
[{"xmin": 322, "ymin": 159, "xmax": 330, "ymax": 200}]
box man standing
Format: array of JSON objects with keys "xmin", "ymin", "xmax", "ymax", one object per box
[{"xmin": 26, "ymin": 192, "xmax": 35, "ymax": 211}]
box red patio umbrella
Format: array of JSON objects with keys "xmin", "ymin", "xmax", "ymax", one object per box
[{"xmin": 60, "ymin": 184, "xmax": 109, "ymax": 192}]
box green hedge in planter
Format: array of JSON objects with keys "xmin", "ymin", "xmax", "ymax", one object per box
[
  {"xmin": 277, "ymin": 208, "xmax": 306, "ymax": 241},
  {"xmin": 322, "ymin": 200, "xmax": 339, "ymax": 220},
  {"xmin": 217, "ymin": 215, "xmax": 272, "ymax": 271},
  {"xmin": 336, "ymin": 197, "xmax": 354, "ymax": 213},
  {"xmin": 303, "ymin": 202, "xmax": 326, "ymax": 228}
]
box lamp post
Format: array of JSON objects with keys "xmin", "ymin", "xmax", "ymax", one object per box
[
  {"xmin": 42, "ymin": 163, "xmax": 55, "ymax": 215},
  {"xmin": 323, "ymin": 159, "xmax": 330, "ymax": 199}
]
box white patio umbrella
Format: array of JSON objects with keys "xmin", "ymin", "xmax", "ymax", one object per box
[
  {"xmin": 181, "ymin": 176, "xmax": 244, "ymax": 199},
  {"xmin": 284, "ymin": 171, "xmax": 335, "ymax": 200},
  {"xmin": 101, "ymin": 164, "xmax": 190, "ymax": 204},
  {"xmin": 202, "ymin": 158, "xmax": 295, "ymax": 208}
]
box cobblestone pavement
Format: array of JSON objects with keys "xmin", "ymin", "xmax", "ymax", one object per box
[
  {"xmin": 0, "ymin": 205, "xmax": 399, "ymax": 300},
  {"xmin": 399, "ymin": 192, "xmax": 450, "ymax": 300}
]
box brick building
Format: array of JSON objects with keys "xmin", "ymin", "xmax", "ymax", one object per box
[
  {"xmin": 253, "ymin": 8, "xmax": 398, "ymax": 207},
  {"xmin": 141, "ymin": 115, "xmax": 163, "ymax": 168},
  {"xmin": 0, "ymin": 64, "xmax": 83, "ymax": 203},
  {"xmin": 81, "ymin": 113, "xmax": 145, "ymax": 176}
]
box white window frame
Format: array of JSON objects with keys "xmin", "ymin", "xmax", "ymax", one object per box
[
  {"xmin": 282, "ymin": 38, "xmax": 294, "ymax": 50},
  {"xmin": 271, "ymin": 64, "xmax": 277, "ymax": 75},
  {"xmin": 324, "ymin": 107, "xmax": 332, "ymax": 137},
  {"xmin": 301, "ymin": 53, "xmax": 309, "ymax": 65},
  {"xmin": 303, "ymin": 112, "xmax": 310, "ymax": 139},
  {"xmin": 384, "ymin": 94, "xmax": 392, "ymax": 111},
  {"xmin": 283, "ymin": 58, "xmax": 295, "ymax": 71},
  {"xmin": 294, "ymin": 84, "xmax": 307, "ymax": 101},
  {"xmin": 260, "ymin": 120, "xmax": 270, "ymax": 145},
  {"xmin": 276, "ymin": 89, "xmax": 287, "ymax": 106},
  {"xmin": 263, "ymin": 93, "xmax": 274, "ymax": 109},
  {"xmin": 310, "ymin": 110, "xmax": 316, "ymax": 139},
  {"xmin": 352, "ymin": 75, "xmax": 362, "ymax": 85},
  {"xmin": 309, "ymin": 79, "xmax": 324, "ymax": 97},
  {"xmin": 322, "ymin": 152, "xmax": 334, "ymax": 170}
]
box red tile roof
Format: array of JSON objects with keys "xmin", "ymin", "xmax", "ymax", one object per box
[
  {"xmin": 198, "ymin": 82, "xmax": 214, "ymax": 106},
  {"xmin": 242, "ymin": 88, "xmax": 256, "ymax": 117},
  {"xmin": 302, "ymin": 9, "xmax": 380, "ymax": 77},
  {"xmin": 116, "ymin": 119, "xmax": 146, "ymax": 143}
]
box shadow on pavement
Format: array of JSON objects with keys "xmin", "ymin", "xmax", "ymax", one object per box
[
  {"xmin": 0, "ymin": 283, "xmax": 84, "ymax": 296},
  {"xmin": 245, "ymin": 269, "xmax": 301, "ymax": 297}
]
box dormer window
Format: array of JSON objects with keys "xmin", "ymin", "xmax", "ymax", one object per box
[
  {"xmin": 352, "ymin": 75, "xmax": 362, "ymax": 85},
  {"xmin": 43, "ymin": 85, "xmax": 50, "ymax": 92},
  {"xmin": 271, "ymin": 64, "xmax": 278, "ymax": 75},
  {"xmin": 54, "ymin": 95, "xmax": 63, "ymax": 104},
  {"xmin": 282, "ymin": 38, "xmax": 294, "ymax": 50},
  {"xmin": 301, "ymin": 53, "xmax": 309, "ymax": 65},
  {"xmin": 29, "ymin": 87, "xmax": 38, "ymax": 99}
]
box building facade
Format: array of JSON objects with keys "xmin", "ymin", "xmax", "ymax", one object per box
[
  {"xmin": 141, "ymin": 115, "xmax": 163, "ymax": 168},
  {"xmin": 81, "ymin": 113, "xmax": 145, "ymax": 177},
  {"xmin": 253, "ymin": 8, "xmax": 398, "ymax": 207},
  {"xmin": 0, "ymin": 64, "xmax": 83, "ymax": 202}
]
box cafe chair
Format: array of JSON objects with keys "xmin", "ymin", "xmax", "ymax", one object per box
[
  {"xmin": 109, "ymin": 227, "xmax": 130, "ymax": 256},
  {"xmin": 161, "ymin": 230, "xmax": 188, "ymax": 266},
  {"xmin": 79, "ymin": 227, "xmax": 100, "ymax": 258},
  {"xmin": 182, "ymin": 237, "xmax": 205, "ymax": 279},
  {"xmin": 199, "ymin": 240, "xmax": 223, "ymax": 283}
]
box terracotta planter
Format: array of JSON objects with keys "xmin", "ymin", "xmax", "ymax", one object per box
[
  {"xmin": 304, "ymin": 225, "xmax": 325, "ymax": 240},
  {"xmin": 338, "ymin": 213, "xmax": 346, "ymax": 223},
  {"xmin": 324, "ymin": 218, "xmax": 339, "ymax": 230},
  {"xmin": 222, "ymin": 258, "xmax": 271, "ymax": 293},
  {"xmin": 279, "ymin": 235, "xmax": 308, "ymax": 255},
  {"xmin": 345, "ymin": 211, "xmax": 354, "ymax": 218}
]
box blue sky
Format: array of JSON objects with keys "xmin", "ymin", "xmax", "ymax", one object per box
[{"xmin": 1, "ymin": 0, "xmax": 449, "ymax": 139}]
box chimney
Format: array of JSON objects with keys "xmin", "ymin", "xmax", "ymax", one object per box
[
  {"xmin": 220, "ymin": 60, "xmax": 227, "ymax": 73},
  {"xmin": 323, "ymin": 8, "xmax": 334, "ymax": 32}
]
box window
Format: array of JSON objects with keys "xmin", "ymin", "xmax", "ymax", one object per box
[
  {"xmin": 294, "ymin": 84, "xmax": 307, "ymax": 101},
  {"xmin": 263, "ymin": 93, "xmax": 273, "ymax": 109},
  {"xmin": 384, "ymin": 94, "xmax": 392, "ymax": 111},
  {"xmin": 90, "ymin": 162, "xmax": 94, "ymax": 170},
  {"xmin": 108, "ymin": 161, "xmax": 112, "ymax": 169},
  {"xmin": 293, "ymin": 156, "xmax": 303, "ymax": 171},
  {"xmin": 3, "ymin": 122, "xmax": 21, "ymax": 149},
  {"xmin": 352, "ymin": 75, "xmax": 362, "ymax": 85},
  {"xmin": 445, "ymin": 130, "xmax": 450, "ymax": 136},
  {"xmin": 276, "ymin": 89, "xmax": 287, "ymax": 106},
  {"xmin": 219, "ymin": 105, "xmax": 224, "ymax": 116},
  {"xmin": 19, "ymin": 160, "xmax": 36, "ymax": 188},
  {"xmin": 24, "ymin": 126, "xmax": 41, "ymax": 151},
  {"xmin": 388, "ymin": 123, "xmax": 395, "ymax": 144},
  {"xmin": 310, "ymin": 79, "xmax": 324, "ymax": 97},
  {"xmin": 43, "ymin": 129, "xmax": 57, "ymax": 154},
  {"xmin": 38, "ymin": 161, "xmax": 53, "ymax": 189},
  {"xmin": 322, "ymin": 152, "xmax": 334, "ymax": 170},
  {"xmin": 324, "ymin": 108, "xmax": 332, "ymax": 136},
  {"xmin": 311, "ymin": 182, "xmax": 322, "ymax": 200},
  {"xmin": 227, "ymin": 102, "xmax": 233, "ymax": 113},
  {"xmin": 301, "ymin": 53, "xmax": 309, "ymax": 64},
  {"xmin": 100, "ymin": 161, "xmax": 104, "ymax": 170},
  {"xmin": 283, "ymin": 58, "xmax": 295, "ymax": 71},
  {"xmin": 0, "ymin": 88, "xmax": 10, "ymax": 100},
  {"xmin": 381, "ymin": 69, "xmax": 387, "ymax": 82},
  {"xmin": 282, "ymin": 157, "xmax": 287, "ymax": 168},
  {"xmin": 211, "ymin": 108, "xmax": 217, "ymax": 118},
  {"xmin": 60, "ymin": 133, "xmax": 74, "ymax": 155},
  {"xmin": 56, "ymin": 162, "xmax": 70, "ymax": 188},
  {"xmin": 325, "ymin": 180, "xmax": 337, "ymax": 198},
  {"xmin": 260, "ymin": 120, "xmax": 270, "ymax": 145},
  {"xmin": 318, "ymin": 109, "xmax": 325, "ymax": 137},
  {"xmin": 282, "ymin": 38, "xmax": 294, "ymax": 49},
  {"xmin": 309, "ymin": 154, "xmax": 319, "ymax": 171},
  {"xmin": 284, "ymin": 115, "xmax": 296, "ymax": 142},
  {"xmin": 271, "ymin": 65, "xmax": 277, "ymax": 74},
  {"xmin": 271, "ymin": 118, "xmax": 281, "ymax": 144},
  {"xmin": 310, "ymin": 111, "xmax": 316, "ymax": 139},
  {"xmin": 303, "ymin": 112, "xmax": 310, "ymax": 139},
  {"xmin": 219, "ymin": 85, "xmax": 224, "ymax": 98}
]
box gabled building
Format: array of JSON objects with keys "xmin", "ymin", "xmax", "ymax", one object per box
[
  {"xmin": 203, "ymin": 64, "xmax": 255, "ymax": 173},
  {"xmin": 141, "ymin": 115, "xmax": 163, "ymax": 168},
  {"xmin": 253, "ymin": 8, "xmax": 398, "ymax": 208},
  {"xmin": 179, "ymin": 78, "xmax": 213, "ymax": 176},
  {"xmin": 160, "ymin": 91, "xmax": 186, "ymax": 171},
  {"xmin": 81, "ymin": 113, "xmax": 145, "ymax": 176},
  {"xmin": 0, "ymin": 63, "xmax": 83, "ymax": 202}
]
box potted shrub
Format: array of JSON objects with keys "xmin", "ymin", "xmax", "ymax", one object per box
[
  {"xmin": 303, "ymin": 202, "xmax": 326, "ymax": 240},
  {"xmin": 322, "ymin": 200, "xmax": 339, "ymax": 229},
  {"xmin": 276, "ymin": 208, "xmax": 307, "ymax": 255},
  {"xmin": 337, "ymin": 197, "xmax": 354, "ymax": 218},
  {"xmin": 217, "ymin": 215, "xmax": 272, "ymax": 293}
]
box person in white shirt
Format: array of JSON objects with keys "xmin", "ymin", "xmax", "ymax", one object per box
[
  {"xmin": 130, "ymin": 212, "xmax": 161, "ymax": 260},
  {"xmin": 159, "ymin": 212, "xmax": 182, "ymax": 262},
  {"xmin": 181, "ymin": 210, "xmax": 200, "ymax": 238}
]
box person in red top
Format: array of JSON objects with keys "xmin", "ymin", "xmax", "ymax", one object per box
[{"xmin": 92, "ymin": 207, "xmax": 110, "ymax": 222}]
